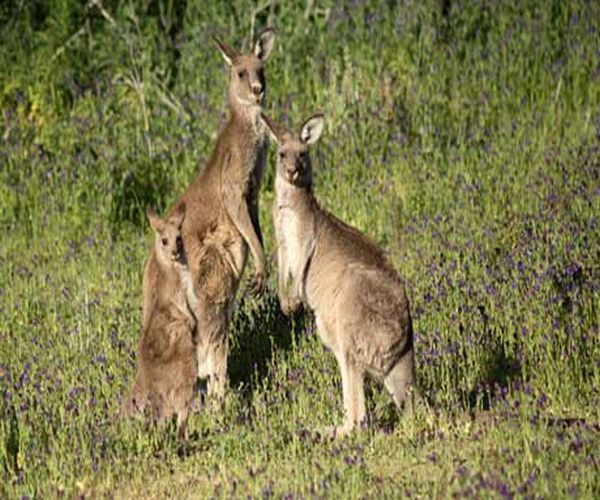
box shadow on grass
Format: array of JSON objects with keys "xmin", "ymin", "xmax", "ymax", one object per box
[
  {"xmin": 228, "ymin": 287, "xmax": 307, "ymax": 399},
  {"xmin": 468, "ymin": 348, "xmax": 521, "ymax": 411},
  {"xmin": 372, "ymin": 329, "xmax": 524, "ymax": 431}
]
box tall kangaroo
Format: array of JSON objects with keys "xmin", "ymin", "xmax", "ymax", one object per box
[
  {"xmin": 262, "ymin": 113, "xmax": 416, "ymax": 437},
  {"xmin": 124, "ymin": 204, "xmax": 197, "ymax": 438},
  {"xmin": 142, "ymin": 29, "xmax": 276, "ymax": 399}
]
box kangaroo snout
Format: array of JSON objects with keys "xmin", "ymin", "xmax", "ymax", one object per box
[{"xmin": 251, "ymin": 84, "xmax": 264, "ymax": 102}]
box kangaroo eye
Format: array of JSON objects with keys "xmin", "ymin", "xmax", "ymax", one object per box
[
  {"xmin": 176, "ymin": 236, "xmax": 182, "ymax": 246},
  {"xmin": 238, "ymin": 70, "xmax": 246, "ymax": 79},
  {"xmin": 279, "ymin": 151, "xmax": 286, "ymax": 160},
  {"xmin": 161, "ymin": 238, "xmax": 168, "ymax": 246}
]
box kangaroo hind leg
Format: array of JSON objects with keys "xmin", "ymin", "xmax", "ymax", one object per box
[{"xmin": 336, "ymin": 352, "xmax": 366, "ymax": 437}]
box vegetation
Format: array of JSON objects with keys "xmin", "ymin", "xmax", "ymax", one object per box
[{"xmin": 1, "ymin": 0, "xmax": 598, "ymax": 497}]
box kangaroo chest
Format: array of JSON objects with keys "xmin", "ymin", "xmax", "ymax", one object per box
[
  {"xmin": 275, "ymin": 207, "xmax": 305, "ymax": 277},
  {"xmin": 160, "ymin": 269, "xmax": 193, "ymax": 322},
  {"xmin": 209, "ymin": 132, "xmax": 268, "ymax": 278},
  {"xmin": 232, "ymin": 132, "xmax": 267, "ymax": 199}
]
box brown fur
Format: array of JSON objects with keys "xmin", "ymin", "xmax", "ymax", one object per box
[
  {"xmin": 263, "ymin": 113, "xmax": 416, "ymax": 437},
  {"xmin": 142, "ymin": 29, "xmax": 276, "ymax": 398},
  {"xmin": 124, "ymin": 205, "xmax": 197, "ymax": 438}
]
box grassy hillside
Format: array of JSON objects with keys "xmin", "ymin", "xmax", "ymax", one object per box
[{"xmin": 1, "ymin": 0, "xmax": 599, "ymax": 497}]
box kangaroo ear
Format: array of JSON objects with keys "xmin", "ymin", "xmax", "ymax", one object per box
[
  {"xmin": 300, "ymin": 114, "xmax": 324, "ymax": 145},
  {"xmin": 171, "ymin": 203, "xmax": 186, "ymax": 229},
  {"xmin": 146, "ymin": 206, "xmax": 164, "ymax": 233},
  {"xmin": 254, "ymin": 28, "xmax": 276, "ymax": 61},
  {"xmin": 260, "ymin": 113, "xmax": 281, "ymax": 143},
  {"xmin": 212, "ymin": 35, "xmax": 239, "ymax": 66}
]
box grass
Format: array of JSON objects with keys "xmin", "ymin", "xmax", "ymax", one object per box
[{"xmin": 1, "ymin": 0, "xmax": 599, "ymax": 497}]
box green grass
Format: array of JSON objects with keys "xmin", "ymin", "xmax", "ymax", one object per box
[{"xmin": 1, "ymin": 0, "xmax": 599, "ymax": 497}]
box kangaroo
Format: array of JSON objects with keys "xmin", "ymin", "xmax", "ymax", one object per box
[
  {"xmin": 262, "ymin": 113, "xmax": 416, "ymax": 437},
  {"xmin": 142, "ymin": 29, "xmax": 276, "ymax": 399},
  {"xmin": 124, "ymin": 204, "xmax": 197, "ymax": 438}
]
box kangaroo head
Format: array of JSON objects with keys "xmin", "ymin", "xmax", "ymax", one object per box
[
  {"xmin": 146, "ymin": 203, "xmax": 187, "ymax": 264},
  {"xmin": 261, "ymin": 113, "xmax": 324, "ymax": 188},
  {"xmin": 213, "ymin": 28, "xmax": 276, "ymax": 111}
]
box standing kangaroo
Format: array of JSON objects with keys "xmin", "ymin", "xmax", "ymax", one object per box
[
  {"xmin": 262, "ymin": 113, "xmax": 416, "ymax": 436},
  {"xmin": 142, "ymin": 29, "xmax": 276, "ymax": 398},
  {"xmin": 124, "ymin": 204, "xmax": 197, "ymax": 438}
]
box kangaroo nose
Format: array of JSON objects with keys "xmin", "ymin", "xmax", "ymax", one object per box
[{"xmin": 252, "ymin": 85, "xmax": 262, "ymax": 97}]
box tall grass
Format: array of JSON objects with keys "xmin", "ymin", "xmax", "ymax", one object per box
[{"xmin": 1, "ymin": 0, "xmax": 599, "ymax": 497}]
